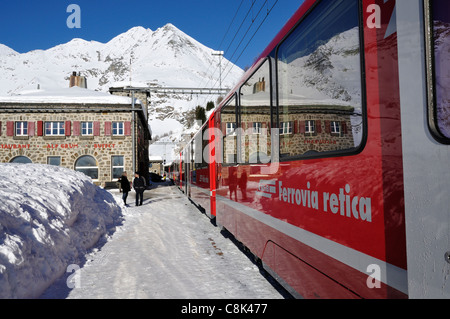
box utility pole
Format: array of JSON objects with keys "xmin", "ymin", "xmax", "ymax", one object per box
[{"xmin": 212, "ymin": 51, "xmax": 224, "ymax": 93}]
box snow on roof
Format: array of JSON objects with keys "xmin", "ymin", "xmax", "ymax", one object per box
[
  {"xmin": 0, "ymin": 86, "xmax": 140, "ymax": 105},
  {"xmin": 149, "ymin": 156, "xmax": 164, "ymax": 162}
]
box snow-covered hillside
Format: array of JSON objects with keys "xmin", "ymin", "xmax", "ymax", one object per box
[{"xmin": 0, "ymin": 164, "xmax": 123, "ymax": 299}]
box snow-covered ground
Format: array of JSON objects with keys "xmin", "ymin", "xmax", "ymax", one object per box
[
  {"xmin": 0, "ymin": 163, "xmax": 123, "ymax": 299},
  {"xmin": 0, "ymin": 163, "xmax": 286, "ymax": 299},
  {"xmin": 40, "ymin": 186, "xmax": 286, "ymax": 299}
]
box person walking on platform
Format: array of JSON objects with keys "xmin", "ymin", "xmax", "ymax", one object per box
[
  {"xmin": 118, "ymin": 171, "xmax": 131, "ymax": 206},
  {"xmin": 133, "ymin": 172, "xmax": 146, "ymax": 206}
]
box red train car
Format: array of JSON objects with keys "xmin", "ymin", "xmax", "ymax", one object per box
[{"xmin": 178, "ymin": 0, "xmax": 450, "ymax": 298}]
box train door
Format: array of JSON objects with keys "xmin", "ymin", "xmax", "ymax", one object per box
[{"xmin": 397, "ymin": 0, "xmax": 450, "ymax": 298}]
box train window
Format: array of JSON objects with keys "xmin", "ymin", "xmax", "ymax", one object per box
[
  {"xmin": 221, "ymin": 95, "xmax": 237, "ymax": 164},
  {"xmin": 426, "ymin": 0, "xmax": 450, "ymax": 142},
  {"xmin": 239, "ymin": 59, "xmax": 271, "ymax": 164},
  {"xmin": 276, "ymin": 0, "xmax": 364, "ymax": 159}
]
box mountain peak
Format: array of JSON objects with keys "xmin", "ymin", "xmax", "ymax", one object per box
[
  {"xmin": 0, "ymin": 43, "xmax": 18, "ymax": 57},
  {"xmin": 0, "ymin": 24, "xmax": 243, "ymax": 96}
]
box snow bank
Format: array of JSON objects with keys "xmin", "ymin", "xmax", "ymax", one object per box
[{"xmin": 0, "ymin": 164, "xmax": 123, "ymax": 299}]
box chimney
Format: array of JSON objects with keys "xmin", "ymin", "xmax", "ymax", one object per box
[{"xmin": 69, "ymin": 71, "xmax": 87, "ymax": 89}]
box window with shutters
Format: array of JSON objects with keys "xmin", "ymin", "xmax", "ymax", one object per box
[
  {"xmin": 81, "ymin": 122, "xmax": 93, "ymax": 136},
  {"xmin": 15, "ymin": 122, "xmax": 28, "ymax": 136},
  {"xmin": 45, "ymin": 122, "xmax": 65, "ymax": 136},
  {"xmin": 112, "ymin": 122, "xmax": 124, "ymax": 136},
  {"xmin": 276, "ymin": 0, "xmax": 365, "ymax": 159}
]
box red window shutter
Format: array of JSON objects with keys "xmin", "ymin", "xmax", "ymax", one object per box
[
  {"xmin": 316, "ymin": 121, "xmax": 322, "ymax": 134},
  {"xmin": 37, "ymin": 121, "xmax": 43, "ymax": 136},
  {"xmin": 124, "ymin": 121, "xmax": 132, "ymax": 136},
  {"xmin": 65, "ymin": 121, "xmax": 71, "ymax": 136},
  {"xmin": 325, "ymin": 121, "xmax": 331, "ymax": 134},
  {"xmin": 6, "ymin": 121, "xmax": 14, "ymax": 136},
  {"xmin": 93, "ymin": 122, "xmax": 100, "ymax": 136},
  {"xmin": 341, "ymin": 122, "xmax": 348, "ymax": 135},
  {"xmin": 299, "ymin": 121, "xmax": 306, "ymax": 134},
  {"xmin": 104, "ymin": 121, "xmax": 112, "ymax": 136},
  {"xmin": 73, "ymin": 121, "xmax": 80, "ymax": 136},
  {"xmin": 0, "ymin": 122, "xmax": 2, "ymax": 136},
  {"xmin": 221, "ymin": 123, "xmax": 227, "ymax": 136},
  {"xmin": 293, "ymin": 121, "xmax": 299, "ymax": 134},
  {"xmin": 28, "ymin": 122, "xmax": 35, "ymax": 137}
]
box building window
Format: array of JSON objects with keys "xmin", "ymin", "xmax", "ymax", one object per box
[
  {"xmin": 305, "ymin": 121, "xmax": 316, "ymax": 134},
  {"xmin": 280, "ymin": 122, "xmax": 293, "ymax": 135},
  {"xmin": 253, "ymin": 122, "xmax": 262, "ymax": 134},
  {"xmin": 112, "ymin": 156, "xmax": 125, "ymax": 180},
  {"xmin": 330, "ymin": 121, "xmax": 341, "ymax": 135},
  {"xmin": 10, "ymin": 156, "xmax": 32, "ymax": 164},
  {"xmin": 75, "ymin": 155, "xmax": 98, "ymax": 180},
  {"xmin": 45, "ymin": 122, "xmax": 65, "ymax": 136},
  {"xmin": 47, "ymin": 156, "xmax": 61, "ymax": 166},
  {"xmin": 112, "ymin": 122, "xmax": 124, "ymax": 136},
  {"xmin": 226, "ymin": 122, "xmax": 236, "ymax": 136},
  {"xmin": 15, "ymin": 122, "xmax": 28, "ymax": 136},
  {"xmin": 81, "ymin": 122, "xmax": 93, "ymax": 136}
]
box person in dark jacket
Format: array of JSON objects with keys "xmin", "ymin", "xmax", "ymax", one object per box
[
  {"xmin": 118, "ymin": 172, "xmax": 131, "ymax": 206},
  {"xmin": 133, "ymin": 172, "xmax": 146, "ymax": 206}
]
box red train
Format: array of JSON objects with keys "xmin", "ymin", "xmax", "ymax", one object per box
[{"xmin": 175, "ymin": 0, "xmax": 450, "ymax": 298}]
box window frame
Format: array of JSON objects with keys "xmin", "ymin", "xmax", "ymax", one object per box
[
  {"xmin": 112, "ymin": 122, "xmax": 125, "ymax": 136},
  {"xmin": 237, "ymin": 57, "xmax": 273, "ymax": 165},
  {"xmin": 253, "ymin": 122, "xmax": 262, "ymax": 135},
  {"xmin": 424, "ymin": 0, "xmax": 450, "ymax": 144},
  {"xmin": 220, "ymin": 94, "xmax": 238, "ymax": 166},
  {"xmin": 75, "ymin": 155, "xmax": 99, "ymax": 181},
  {"xmin": 47, "ymin": 156, "xmax": 61, "ymax": 166},
  {"xmin": 274, "ymin": 0, "xmax": 367, "ymax": 161},
  {"xmin": 81, "ymin": 121, "xmax": 93, "ymax": 136},
  {"xmin": 280, "ymin": 121, "xmax": 293, "ymax": 135},
  {"xmin": 111, "ymin": 155, "xmax": 125, "ymax": 180},
  {"xmin": 15, "ymin": 121, "xmax": 28, "ymax": 137},
  {"xmin": 45, "ymin": 121, "xmax": 65, "ymax": 136},
  {"xmin": 10, "ymin": 156, "xmax": 32, "ymax": 164},
  {"xmin": 305, "ymin": 120, "xmax": 316, "ymax": 135}
]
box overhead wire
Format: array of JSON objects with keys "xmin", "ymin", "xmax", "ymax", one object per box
[
  {"xmin": 207, "ymin": 0, "xmax": 279, "ymax": 102},
  {"xmin": 201, "ymin": 0, "xmax": 258, "ymax": 91},
  {"xmin": 197, "ymin": 0, "xmax": 245, "ymax": 90}
]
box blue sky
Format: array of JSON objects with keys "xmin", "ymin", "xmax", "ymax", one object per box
[{"xmin": 0, "ymin": 0, "xmax": 302, "ymax": 70}]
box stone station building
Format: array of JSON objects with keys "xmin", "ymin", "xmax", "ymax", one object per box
[{"xmin": 0, "ymin": 85, "xmax": 151, "ymax": 187}]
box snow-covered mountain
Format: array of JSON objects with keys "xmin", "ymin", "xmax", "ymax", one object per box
[
  {"xmin": 0, "ymin": 24, "xmax": 242, "ymax": 95},
  {"xmin": 0, "ymin": 24, "xmax": 244, "ymax": 162}
]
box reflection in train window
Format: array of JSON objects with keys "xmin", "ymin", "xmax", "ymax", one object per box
[
  {"xmin": 221, "ymin": 95, "xmax": 237, "ymax": 164},
  {"xmin": 277, "ymin": 0, "xmax": 364, "ymax": 158},
  {"xmin": 239, "ymin": 59, "xmax": 271, "ymax": 164},
  {"xmin": 428, "ymin": 0, "xmax": 450, "ymax": 141}
]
